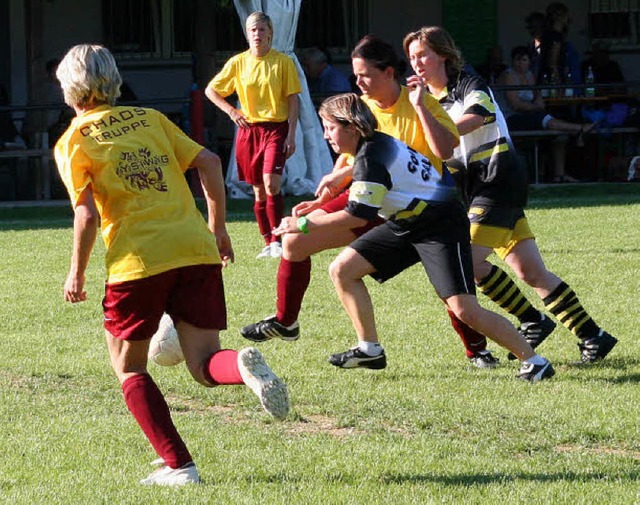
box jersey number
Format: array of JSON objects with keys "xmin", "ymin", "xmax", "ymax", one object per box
[{"xmin": 406, "ymin": 146, "xmax": 433, "ymax": 182}]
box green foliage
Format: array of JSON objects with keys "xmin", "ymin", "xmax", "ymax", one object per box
[{"xmin": 1, "ymin": 184, "xmax": 639, "ymax": 504}]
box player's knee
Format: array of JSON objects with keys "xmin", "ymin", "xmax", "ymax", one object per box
[{"xmin": 329, "ymin": 255, "xmax": 349, "ymax": 285}]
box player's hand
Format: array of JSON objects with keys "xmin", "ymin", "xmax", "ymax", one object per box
[
  {"xmin": 64, "ymin": 272, "xmax": 87, "ymax": 303},
  {"xmin": 283, "ymin": 133, "xmax": 296, "ymax": 159},
  {"xmin": 215, "ymin": 229, "xmax": 235, "ymax": 267},
  {"xmin": 229, "ymin": 109, "xmax": 249, "ymax": 129},
  {"xmin": 292, "ymin": 199, "xmax": 320, "ymax": 218},
  {"xmin": 315, "ymin": 173, "xmax": 343, "ymax": 197},
  {"xmin": 273, "ymin": 216, "xmax": 299, "ymax": 237},
  {"xmin": 406, "ymin": 74, "xmax": 426, "ymax": 107}
]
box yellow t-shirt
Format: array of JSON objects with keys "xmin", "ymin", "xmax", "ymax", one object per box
[
  {"xmin": 208, "ymin": 49, "xmax": 302, "ymax": 123},
  {"xmin": 55, "ymin": 105, "xmax": 221, "ymax": 283},
  {"xmin": 362, "ymin": 86, "xmax": 459, "ymax": 174}
]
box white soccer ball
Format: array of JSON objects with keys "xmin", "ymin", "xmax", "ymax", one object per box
[{"xmin": 148, "ymin": 313, "xmax": 184, "ymax": 366}]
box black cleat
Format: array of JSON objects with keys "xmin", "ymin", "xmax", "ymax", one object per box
[
  {"xmin": 578, "ymin": 331, "xmax": 618, "ymax": 363},
  {"xmin": 329, "ymin": 347, "xmax": 387, "ymax": 370},
  {"xmin": 508, "ymin": 315, "xmax": 557, "ymax": 360},
  {"xmin": 516, "ymin": 359, "xmax": 555, "ymax": 382},
  {"xmin": 469, "ymin": 350, "xmax": 500, "ymax": 368},
  {"xmin": 240, "ymin": 316, "xmax": 300, "ymax": 343}
]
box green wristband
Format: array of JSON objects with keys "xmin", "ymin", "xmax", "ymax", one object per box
[{"xmin": 297, "ymin": 216, "xmax": 310, "ymax": 234}]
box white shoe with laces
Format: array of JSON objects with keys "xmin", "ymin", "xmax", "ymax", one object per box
[
  {"xmin": 270, "ymin": 241, "xmax": 283, "ymax": 258},
  {"xmin": 139, "ymin": 458, "xmax": 200, "ymax": 486},
  {"xmin": 256, "ymin": 245, "xmax": 272, "ymax": 259},
  {"xmin": 238, "ymin": 347, "xmax": 290, "ymax": 419}
]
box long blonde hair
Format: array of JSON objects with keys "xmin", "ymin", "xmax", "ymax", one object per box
[{"xmin": 56, "ymin": 44, "xmax": 122, "ymax": 108}]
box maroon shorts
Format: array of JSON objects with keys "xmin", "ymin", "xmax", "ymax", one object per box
[
  {"xmin": 235, "ymin": 121, "xmax": 288, "ymax": 185},
  {"xmin": 320, "ymin": 189, "xmax": 385, "ymax": 236},
  {"xmin": 102, "ymin": 264, "xmax": 227, "ymax": 341}
]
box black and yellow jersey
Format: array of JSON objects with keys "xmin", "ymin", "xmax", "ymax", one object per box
[
  {"xmin": 346, "ymin": 131, "xmax": 461, "ymax": 229},
  {"xmin": 437, "ymin": 70, "xmax": 528, "ymax": 208}
]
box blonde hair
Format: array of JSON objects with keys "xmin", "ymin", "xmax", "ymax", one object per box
[
  {"xmin": 246, "ymin": 11, "xmax": 273, "ymax": 44},
  {"xmin": 403, "ymin": 26, "xmax": 463, "ymax": 80},
  {"xmin": 318, "ymin": 93, "xmax": 377, "ymax": 139},
  {"xmin": 56, "ymin": 44, "xmax": 122, "ymax": 108}
]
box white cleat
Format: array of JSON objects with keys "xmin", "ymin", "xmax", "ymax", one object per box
[
  {"xmin": 256, "ymin": 245, "xmax": 272, "ymax": 259},
  {"xmin": 139, "ymin": 458, "xmax": 200, "ymax": 486},
  {"xmin": 238, "ymin": 347, "xmax": 290, "ymax": 419}
]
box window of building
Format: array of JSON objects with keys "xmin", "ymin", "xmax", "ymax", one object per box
[
  {"xmin": 589, "ymin": 0, "xmax": 640, "ymax": 46},
  {"xmin": 296, "ymin": 0, "xmax": 369, "ymax": 59}
]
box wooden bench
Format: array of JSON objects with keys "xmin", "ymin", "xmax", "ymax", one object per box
[{"xmin": 510, "ymin": 127, "xmax": 639, "ymax": 184}]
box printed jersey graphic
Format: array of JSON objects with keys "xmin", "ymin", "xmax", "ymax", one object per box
[{"xmin": 116, "ymin": 148, "xmax": 169, "ymax": 192}]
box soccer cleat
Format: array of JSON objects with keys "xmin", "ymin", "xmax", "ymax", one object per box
[
  {"xmin": 328, "ymin": 347, "xmax": 387, "ymax": 370},
  {"xmin": 237, "ymin": 347, "xmax": 290, "ymax": 419},
  {"xmin": 270, "ymin": 241, "xmax": 283, "ymax": 258},
  {"xmin": 578, "ymin": 331, "xmax": 618, "ymax": 363},
  {"xmin": 256, "ymin": 245, "xmax": 272, "ymax": 259},
  {"xmin": 507, "ymin": 315, "xmax": 557, "ymax": 360},
  {"xmin": 139, "ymin": 459, "xmax": 200, "ymax": 486},
  {"xmin": 240, "ymin": 316, "xmax": 300, "ymax": 343},
  {"xmin": 516, "ymin": 358, "xmax": 555, "ymax": 382},
  {"xmin": 469, "ymin": 349, "xmax": 500, "ymax": 369}
]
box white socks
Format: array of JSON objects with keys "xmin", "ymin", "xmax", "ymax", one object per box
[{"xmin": 358, "ymin": 341, "xmax": 383, "ymax": 356}]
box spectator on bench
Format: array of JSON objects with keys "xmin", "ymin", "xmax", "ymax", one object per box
[{"xmin": 498, "ymin": 46, "xmax": 596, "ymax": 182}]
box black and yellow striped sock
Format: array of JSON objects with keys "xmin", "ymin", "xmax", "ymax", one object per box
[
  {"xmin": 477, "ymin": 265, "xmax": 541, "ymax": 323},
  {"xmin": 543, "ymin": 281, "xmax": 600, "ymax": 340}
]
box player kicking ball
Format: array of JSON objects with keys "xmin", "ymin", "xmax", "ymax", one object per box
[{"xmin": 54, "ymin": 44, "xmax": 289, "ymax": 487}]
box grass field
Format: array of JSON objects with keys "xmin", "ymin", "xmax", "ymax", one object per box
[{"xmin": 1, "ymin": 183, "xmax": 639, "ymax": 504}]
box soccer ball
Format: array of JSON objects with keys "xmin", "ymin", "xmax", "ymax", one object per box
[{"xmin": 148, "ymin": 313, "xmax": 184, "ymax": 366}]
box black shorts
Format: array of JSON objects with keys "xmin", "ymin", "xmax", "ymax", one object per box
[{"xmin": 350, "ymin": 222, "xmax": 475, "ymax": 299}]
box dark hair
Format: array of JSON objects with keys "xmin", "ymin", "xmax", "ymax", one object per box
[
  {"xmin": 546, "ymin": 2, "xmax": 569, "ymax": 22},
  {"xmin": 351, "ymin": 35, "xmax": 407, "ymax": 81},
  {"xmin": 511, "ymin": 45, "xmax": 532, "ymax": 60}
]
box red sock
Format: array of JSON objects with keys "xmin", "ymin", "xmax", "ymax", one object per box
[
  {"xmin": 266, "ymin": 193, "xmax": 284, "ymax": 242},
  {"xmin": 122, "ymin": 374, "xmax": 192, "ymax": 469},
  {"xmin": 276, "ymin": 257, "xmax": 311, "ymax": 326},
  {"xmin": 204, "ymin": 349, "xmax": 244, "ymax": 385},
  {"xmin": 446, "ymin": 309, "xmax": 488, "ymax": 358},
  {"xmin": 253, "ymin": 200, "xmax": 271, "ymax": 245}
]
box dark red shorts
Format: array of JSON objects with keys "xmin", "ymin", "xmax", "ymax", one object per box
[
  {"xmin": 235, "ymin": 121, "xmax": 288, "ymax": 185},
  {"xmin": 102, "ymin": 264, "xmax": 227, "ymax": 341},
  {"xmin": 320, "ymin": 190, "xmax": 385, "ymax": 236}
]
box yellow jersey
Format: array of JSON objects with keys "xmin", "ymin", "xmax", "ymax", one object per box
[
  {"xmin": 209, "ymin": 49, "xmax": 301, "ymax": 123},
  {"xmin": 362, "ymin": 86, "xmax": 459, "ymax": 174},
  {"xmin": 55, "ymin": 105, "xmax": 221, "ymax": 283}
]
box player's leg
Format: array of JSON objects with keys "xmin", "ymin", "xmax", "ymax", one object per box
[
  {"xmin": 237, "ymin": 124, "xmax": 271, "ymax": 256},
  {"xmin": 262, "ymin": 123, "xmax": 288, "ymax": 258},
  {"xmin": 419, "ymin": 237, "xmax": 553, "ymax": 382},
  {"xmin": 327, "ymin": 224, "xmax": 418, "ymax": 370},
  {"xmin": 504, "ymin": 236, "xmax": 618, "ymax": 363},
  {"xmin": 471, "ymin": 209, "xmax": 556, "ymax": 354},
  {"xmin": 445, "ymin": 294, "xmax": 554, "ymax": 381},
  {"xmin": 103, "ymin": 272, "xmax": 198, "ymax": 485},
  {"xmin": 171, "ymin": 264, "xmax": 289, "ymax": 419}
]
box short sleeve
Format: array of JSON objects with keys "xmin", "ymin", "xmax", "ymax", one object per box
[
  {"xmin": 282, "ymin": 56, "xmax": 302, "ymax": 97},
  {"xmin": 159, "ymin": 113, "xmax": 204, "ymax": 172},
  {"xmin": 209, "ymin": 56, "xmax": 238, "ymax": 98},
  {"xmin": 54, "ymin": 133, "xmax": 92, "ymax": 208}
]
